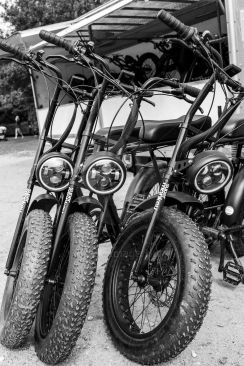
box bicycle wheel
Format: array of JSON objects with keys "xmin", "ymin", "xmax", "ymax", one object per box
[
  {"xmin": 103, "ymin": 207, "xmax": 211, "ymax": 364},
  {"xmin": 35, "ymin": 212, "xmax": 98, "ymax": 364},
  {"xmin": 138, "ymin": 53, "xmax": 159, "ymax": 82},
  {"xmin": 0, "ymin": 209, "xmax": 52, "ymax": 348}
]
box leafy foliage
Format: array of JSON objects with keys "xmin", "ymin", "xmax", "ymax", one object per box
[
  {"xmin": 0, "ymin": 0, "xmax": 108, "ymax": 128},
  {"xmin": 0, "ymin": 61, "xmax": 32, "ymax": 114},
  {"xmin": 0, "ymin": 61, "xmax": 34, "ymax": 127},
  {"xmin": 1, "ymin": 0, "xmax": 106, "ymax": 31}
]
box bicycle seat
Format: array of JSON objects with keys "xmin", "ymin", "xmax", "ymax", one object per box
[
  {"xmin": 138, "ymin": 115, "xmax": 211, "ymax": 143},
  {"xmin": 95, "ymin": 115, "xmax": 211, "ymax": 144},
  {"xmin": 95, "ymin": 122, "xmax": 143, "ymax": 142},
  {"xmin": 220, "ymin": 115, "xmax": 244, "ymax": 138}
]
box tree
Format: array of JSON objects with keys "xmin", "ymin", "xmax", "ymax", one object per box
[
  {"xmin": 1, "ymin": 0, "xmax": 106, "ymax": 32},
  {"xmin": 0, "ymin": 61, "xmax": 34, "ymax": 125},
  {"xmin": 0, "ymin": 0, "xmax": 107, "ymax": 131}
]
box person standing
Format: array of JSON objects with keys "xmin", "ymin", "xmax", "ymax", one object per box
[{"xmin": 15, "ymin": 114, "xmax": 24, "ymax": 139}]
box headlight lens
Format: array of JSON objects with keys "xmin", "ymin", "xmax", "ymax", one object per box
[
  {"xmin": 195, "ymin": 160, "xmax": 232, "ymax": 193},
  {"xmin": 187, "ymin": 151, "xmax": 233, "ymax": 194},
  {"xmin": 36, "ymin": 153, "xmax": 73, "ymax": 192},
  {"xmin": 82, "ymin": 152, "xmax": 126, "ymax": 195}
]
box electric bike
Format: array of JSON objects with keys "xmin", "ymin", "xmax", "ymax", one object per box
[
  {"xmin": 102, "ymin": 9, "xmax": 244, "ymax": 365},
  {"xmin": 0, "ymin": 36, "xmax": 142, "ymax": 363},
  {"xmin": 0, "ymin": 31, "xmax": 211, "ymax": 365}
]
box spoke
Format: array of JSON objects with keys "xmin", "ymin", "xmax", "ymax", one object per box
[
  {"xmin": 128, "ymin": 291, "xmax": 145, "ymax": 296},
  {"xmin": 133, "ymin": 293, "xmax": 153, "ymax": 325},
  {"xmin": 130, "ymin": 287, "xmax": 144, "ymax": 310},
  {"xmin": 155, "ymin": 294, "xmax": 164, "ymax": 322},
  {"xmin": 145, "ymin": 295, "xmax": 153, "ymax": 331},
  {"xmin": 165, "ymin": 284, "xmax": 169, "ymax": 303},
  {"xmin": 130, "ymin": 285, "xmax": 142, "ymax": 314},
  {"xmin": 128, "ymin": 280, "xmax": 137, "ymax": 290},
  {"xmin": 140, "ymin": 290, "xmax": 147, "ymax": 331}
]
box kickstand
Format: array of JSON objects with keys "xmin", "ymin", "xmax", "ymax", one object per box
[
  {"xmin": 218, "ymin": 233, "xmax": 226, "ymax": 272},
  {"xmin": 228, "ymin": 234, "xmax": 243, "ymax": 269}
]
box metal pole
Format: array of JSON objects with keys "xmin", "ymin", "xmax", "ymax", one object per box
[{"xmin": 217, "ymin": 0, "xmax": 225, "ymax": 15}]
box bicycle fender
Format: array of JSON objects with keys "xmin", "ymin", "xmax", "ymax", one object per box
[
  {"xmin": 70, "ymin": 196, "xmax": 103, "ymax": 215},
  {"xmin": 222, "ymin": 166, "xmax": 244, "ymax": 226},
  {"xmin": 124, "ymin": 160, "xmax": 167, "ymax": 207},
  {"xmin": 134, "ymin": 191, "xmax": 203, "ymax": 212},
  {"xmin": 28, "ymin": 193, "xmax": 58, "ymax": 213}
]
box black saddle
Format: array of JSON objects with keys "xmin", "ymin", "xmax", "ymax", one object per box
[
  {"xmin": 220, "ymin": 115, "xmax": 244, "ymax": 139},
  {"xmin": 95, "ymin": 114, "xmax": 211, "ymax": 144},
  {"xmin": 138, "ymin": 115, "xmax": 211, "ymax": 143}
]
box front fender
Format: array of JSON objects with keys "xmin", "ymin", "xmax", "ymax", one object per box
[
  {"xmin": 124, "ymin": 160, "xmax": 167, "ymax": 207},
  {"xmin": 70, "ymin": 196, "xmax": 103, "ymax": 216},
  {"xmin": 28, "ymin": 194, "xmax": 58, "ymax": 213},
  {"xmin": 222, "ymin": 166, "xmax": 244, "ymax": 226},
  {"xmin": 134, "ymin": 191, "xmax": 203, "ymax": 212}
]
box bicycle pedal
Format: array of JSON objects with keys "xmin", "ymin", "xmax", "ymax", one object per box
[{"xmin": 223, "ymin": 261, "xmax": 243, "ymax": 285}]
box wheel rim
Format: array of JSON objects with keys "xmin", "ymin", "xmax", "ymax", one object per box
[
  {"xmin": 111, "ymin": 224, "xmax": 181, "ymax": 338},
  {"xmin": 37, "ymin": 236, "xmax": 69, "ymax": 339}
]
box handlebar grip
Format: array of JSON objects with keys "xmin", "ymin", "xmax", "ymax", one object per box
[
  {"xmin": 157, "ymin": 9, "xmax": 196, "ymax": 41},
  {"xmin": 39, "ymin": 30, "xmax": 76, "ymax": 54},
  {"xmin": 181, "ymin": 84, "xmax": 201, "ymax": 98},
  {"xmin": 0, "ymin": 38, "xmax": 32, "ymax": 62},
  {"xmin": 225, "ymin": 78, "xmax": 243, "ymax": 93}
]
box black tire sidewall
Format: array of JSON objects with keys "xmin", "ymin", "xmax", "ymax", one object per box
[
  {"xmin": 103, "ymin": 207, "xmax": 211, "ymax": 363},
  {"xmin": 0, "ymin": 222, "xmax": 27, "ymax": 327},
  {"xmin": 35, "ymin": 212, "xmax": 98, "ymax": 364},
  {"xmin": 0, "ymin": 209, "xmax": 52, "ymax": 348}
]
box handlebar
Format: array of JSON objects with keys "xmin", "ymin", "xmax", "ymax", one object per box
[
  {"xmin": 0, "ymin": 38, "xmax": 32, "ymax": 62},
  {"xmin": 157, "ymin": 9, "xmax": 197, "ymax": 41},
  {"xmin": 144, "ymin": 77, "xmax": 201, "ymax": 98},
  {"xmin": 39, "ymin": 30, "xmax": 77, "ymax": 55},
  {"xmin": 180, "ymin": 84, "xmax": 201, "ymax": 98}
]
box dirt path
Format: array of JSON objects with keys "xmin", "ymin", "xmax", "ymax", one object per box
[{"xmin": 0, "ymin": 138, "xmax": 243, "ymax": 366}]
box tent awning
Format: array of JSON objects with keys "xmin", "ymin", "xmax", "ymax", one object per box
[{"xmin": 1, "ymin": 0, "xmax": 220, "ymax": 56}]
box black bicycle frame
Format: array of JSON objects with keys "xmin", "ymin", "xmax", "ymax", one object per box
[
  {"xmin": 4, "ymin": 56, "xmax": 110, "ymax": 275},
  {"xmin": 4, "ymin": 59, "xmax": 65, "ymax": 274},
  {"xmin": 47, "ymin": 78, "xmax": 109, "ymax": 277},
  {"xmin": 133, "ymin": 68, "xmax": 244, "ymax": 276}
]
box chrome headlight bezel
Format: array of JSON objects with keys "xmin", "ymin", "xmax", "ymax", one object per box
[
  {"xmin": 82, "ymin": 152, "xmax": 126, "ymax": 195},
  {"xmin": 186, "ymin": 150, "xmax": 233, "ymax": 194},
  {"xmin": 36, "ymin": 152, "xmax": 73, "ymax": 192}
]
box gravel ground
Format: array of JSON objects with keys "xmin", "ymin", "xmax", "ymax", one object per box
[{"xmin": 0, "ymin": 137, "xmax": 244, "ymax": 366}]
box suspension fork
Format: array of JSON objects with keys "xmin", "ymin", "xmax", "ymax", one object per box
[{"xmin": 5, "ymin": 62, "xmax": 64, "ymax": 274}]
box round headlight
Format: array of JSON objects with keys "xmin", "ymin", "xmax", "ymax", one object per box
[
  {"xmin": 186, "ymin": 150, "xmax": 233, "ymax": 194},
  {"xmin": 36, "ymin": 152, "xmax": 73, "ymax": 192},
  {"xmin": 82, "ymin": 152, "xmax": 126, "ymax": 195}
]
